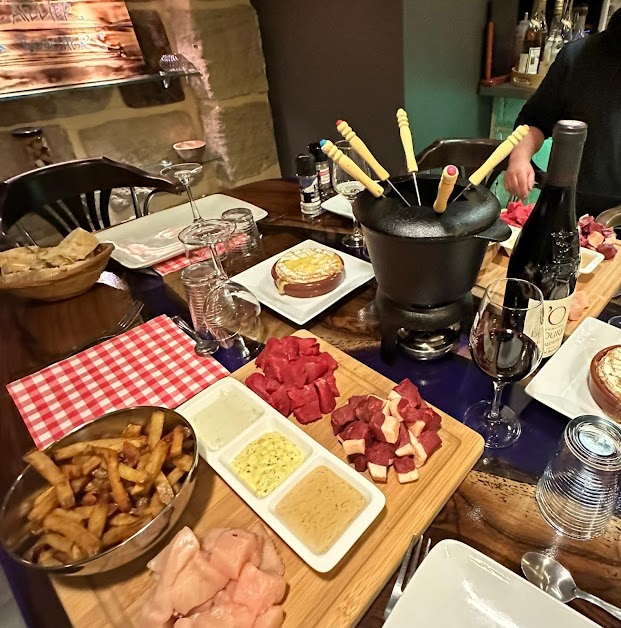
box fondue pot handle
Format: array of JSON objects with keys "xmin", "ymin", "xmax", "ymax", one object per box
[
  {"xmin": 320, "ymin": 140, "xmax": 384, "ymax": 198},
  {"xmin": 433, "ymin": 165, "xmax": 459, "ymax": 213},
  {"xmin": 336, "ymin": 120, "xmax": 391, "ymax": 182},
  {"xmin": 396, "ymin": 109, "xmax": 419, "ymax": 174},
  {"xmin": 474, "ymin": 217, "xmax": 512, "ymax": 243},
  {"xmin": 469, "ymin": 125, "xmax": 530, "ymax": 186}
]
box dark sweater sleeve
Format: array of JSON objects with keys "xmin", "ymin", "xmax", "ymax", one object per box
[{"xmin": 516, "ymin": 46, "xmax": 572, "ymax": 137}]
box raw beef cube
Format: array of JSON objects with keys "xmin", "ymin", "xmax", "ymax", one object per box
[
  {"xmin": 393, "ymin": 378, "xmax": 424, "ymax": 407},
  {"xmin": 298, "ymin": 337, "xmax": 320, "ymax": 355},
  {"xmin": 366, "ymin": 396, "xmax": 384, "ymax": 413},
  {"xmin": 233, "ymin": 562, "xmax": 287, "ymax": 615},
  {"xmin": 393, "ymin": 456, "xmax": 419, "ymax": 483},
  {"xmin": 355, "ymin": 399, "xmax": 374, "ymax": 422},
  {"xmin": 263, "ymin": 356, "xmax": 289, "ymax": 384},
  {"xmin": 349, "ymin": 454, "xmax": 368, "ymax": 473},
  {"xmin": 265, "ymin": 378, "xmax": 281, "ymax": 394},
  {"xmin": 210, "ymin": 529, "xmax": 263, "ymax": 580},
  {"xmin": 287, "ymin": 384, "xmax": 318, "ymax": 409},
  {"xmin": 348, "ymin": 395, "xmax": 368, "ymax": 409},
  {"xmin": 245, "ymin": 373, "xmax": 271, "ymax": 403},
  {"xmin": 418, "ymin": 430, "xmax": 442, "ymax": 457},
  {"xmin": 269, "ymin": 386, "xmax": 291, "ymax": 417},
  {"xmin": 369, "ymin": 411, "xmax": 399, "ymax": 444},
  {"xmin": 338, "ymin": 420, "xmax": 371, "ymax": 455},
  {"xmin": 303, "ymin": 358, "xmax": 329, "ymax": 384},
  {"xmin": 366, "ymin": 442, "xmax": 396, "ymax": 480},
  {"xmin": 293, "ymin": 400, "xmax": 322, "ymax": 424},
  {"xmin": 318, "ymin": 351, "xmax": 338, "ymax": 373},
  {"xmin": 395, "ymin": 423, "xmax": 415, "ymax": 457},
  {"xmin": 407, "ymin": 407, "xmax": 442, "ymax": 437},
  {"xmin": 281, "ymin": 359, "xmax": 307, "ymax": 388},
  {"xmin": 281, "ymin": 336, "xmax": 300, "ymax": 361},
  {"xmin": 254, "ymin": 606, "xmax": 285, "ymax": 628},
  {"xmin": 325, "ymin": 373, "xmax": 340, "ymax": 397},
  {"xmin": 331, "ymin": 404, "xmax": 356, "ymax": 435},
  {"xmin": 423, "ymin": 408, "xmax": 442, "ymax": 432},
  {"xmin": 314, "ymin": 378, "xmax": 336, "ymax": 414}
]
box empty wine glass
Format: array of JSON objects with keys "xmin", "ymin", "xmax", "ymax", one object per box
[
  {"xmin": 161, "ymin": 162, "xmax": 203, "ymax": 222},
  {"xmin": 331, "ymin": 140, "xmax": 373, "ymax": 248},
  {"xmin": 464, "ymin": 278, "xmax": 544, "ymax": 448}
]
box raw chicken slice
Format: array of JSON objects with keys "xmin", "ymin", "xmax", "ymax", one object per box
[
  {"xmin": 200, "ymin": 528, "xmax": 228, "ymax": 555},
  {"xmin": 174, "ymin": 603, "xmax": 256, "ymax": 628},
  {"xmin": 254, "ymin": 606, "xmax": 285, "ymax": 628},
  {"xmin": 232, "ymin": 563, "xmax": 286, "ymax": 616},
  {"xmin": 248, "ymin": 521, "xmax": 285, "ymax": 576},
  {"xmin": 148, "ymin": 526, "xmax": 200, "ymax": 574},
  {"xmin": 210, "ymin": 529, "xmax": 263, "ymax": 580}
]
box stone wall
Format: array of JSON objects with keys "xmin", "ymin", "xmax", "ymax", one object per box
[{"xmin": 0, "ymin": 0, "xmax": 280, "ymax": 230}]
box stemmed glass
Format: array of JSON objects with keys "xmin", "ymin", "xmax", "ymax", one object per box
[
  {"xmin": 331, "ymin": 140, "xmax": 373, "ymax": 248},
  {"xmin": 161, "ymin": 162, "xmax": 203, "ymax": 222},
  {"xmin": 464, "ymin": 278, "xmax": 544, "ymax": 449}
]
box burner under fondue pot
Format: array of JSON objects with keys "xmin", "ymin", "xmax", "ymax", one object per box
[{"xmin": 397, "ymin": 326, "xmax": 461, "ymax": 360}]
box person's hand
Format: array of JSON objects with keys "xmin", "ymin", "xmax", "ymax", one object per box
[{"xmin": 504, "ymin": 153, "xmax": 535, "ymax": 200}]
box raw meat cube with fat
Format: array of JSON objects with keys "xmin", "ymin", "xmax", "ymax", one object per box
[
  {"xmin": 338, "ymin": 420, "xmax": 371, "ymax": 456},
  {"xmin": 331, "ymin": 404, "xmax": 356, "ymax": 436},
  {"xmin": 393, "ymin": 456, "xmax": 419, "ymax": 483},
  {"xmin": 349, "ymin": 453, "xmax": 368, "ymax": 473},
  {"xmin": 368, "ymin": 411, "xmax": 399, "ymax": 444},
  {"xmin": 395, "ymin": 423, "xmax": 415, "ymax": 457},
  {"xmin": 393, "ymin": 378, "xmax": 424, "ymax": 407},
  {"xmin": 366, "ymin": 442, "xmax": 396, "ymax": 481}
]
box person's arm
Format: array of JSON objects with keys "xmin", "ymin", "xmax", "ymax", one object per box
[{"xmin": 505, "ymin": 127, "xmax": 545, "ymax": 199}]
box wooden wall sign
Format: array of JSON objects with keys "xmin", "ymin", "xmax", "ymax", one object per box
[{"xmin": 0, "ymin": 0, "xmax": 145, "ymax": 95}]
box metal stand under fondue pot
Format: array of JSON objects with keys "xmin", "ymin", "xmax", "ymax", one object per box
[{"xmin": 354, "ymin": 174, "xmax": 510, "ymax": 362}]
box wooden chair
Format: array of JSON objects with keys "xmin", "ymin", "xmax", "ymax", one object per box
[{"xmin": 0, "ymin": 157, "xmax": 179, "ymax": 241}]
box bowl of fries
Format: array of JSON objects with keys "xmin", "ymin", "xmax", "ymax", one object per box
[{"xmin": 0, "ymin": 406, "xmax": 198, "ymax": 575}]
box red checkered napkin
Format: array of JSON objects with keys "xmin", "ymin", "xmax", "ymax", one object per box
[
  {"xmin": 7, "ymin": 315, "xmax": 229, "ymax": 450},
  {"xmin": 153, "ymin": 234, "xmax": 249, "ymax": 276}
]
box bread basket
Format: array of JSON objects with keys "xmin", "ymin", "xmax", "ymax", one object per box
[{"xmin": 0, "ymin": 243, "xmax": 114, "ymax": 302}]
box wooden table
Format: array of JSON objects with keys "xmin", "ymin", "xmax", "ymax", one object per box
[{"xmin": 1, "ymin": 179, "xmax": 620, "ymax": 628}]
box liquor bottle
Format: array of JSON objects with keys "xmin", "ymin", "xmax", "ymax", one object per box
[
  {"xmin": 519, "ymin": 0, "xmax": 548, "ymax": 74},
  {"xmin": 513, "ymin": 12, "xmax": 530, "ymax": 68},
  {"xmin": 506, "ymin": 120, "xmax": 587, "ymax": 358}
]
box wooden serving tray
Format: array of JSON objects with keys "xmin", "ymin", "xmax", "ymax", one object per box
[
  {"xmin": 51, "ymin": 330, "xmax": 484, "ymax": 628},
  {"xmin": 474, "ymin": 244, "xmax": 621, "ymax": 338}
]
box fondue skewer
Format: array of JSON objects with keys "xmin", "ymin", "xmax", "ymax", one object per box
[
  {"xmin": 336, "ymin": 120, "xmax": 411, "ymax": 207},
  {"xmin": 433, "ymin": 165, "xmax": 459, "ymax": 213},
  {"xmin": 319, "ymin": 140, "xmax": 385, "ymax": 198},
  {"xmin": 452, "ymin": 124, "xmax": 530, "ymax": 201},
  {"xmin": 396, "ymin": 108, "xmax": 422, "ymax": 206}
]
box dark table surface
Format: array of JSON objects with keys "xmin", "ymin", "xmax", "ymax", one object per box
[{"xmin": 2, "ymin": 179, "xmax": 621, "ymax": 627}]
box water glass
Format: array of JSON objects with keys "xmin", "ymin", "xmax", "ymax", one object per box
[
  {"xmin": 180, "ymin": 262, "xmax": 219, "ymax": 355},
  {"xmin": 536, "ymin": 415, "xmax": 621, "ymax": 540},
  {"xmin": 178, "ymin": 220, "xmax": 234, "ymax": 267},
  {"xmin": 221, "ymin": 207, "xmax": 263, "ymax": 274}
]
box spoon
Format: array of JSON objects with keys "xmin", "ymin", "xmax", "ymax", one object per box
[
  {"xmin": 521, "ymin": 552, "xmax": 621, "ymax": 621},
  {"xmin": 171, "ymin": 315, "xmax": 217, "ymax": 357}
]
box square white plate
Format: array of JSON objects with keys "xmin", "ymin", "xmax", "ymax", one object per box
[
  {"xmin": 96, "ymin": 194, "xmax": 268, "ymax": 269},
  {"xmin": 384, "ymin": 539, "xmax": 597, "ymax": 627},
  {"xmin": 177, "ymin": 377, "xmax": 386, "ymax": 573},
  {"xmin": 322, "ymin": 194, "xmax": 353, "ymax": 219},
  {"xmin": 525, "ymin": 317, "xmax": 621, "ymax": 419},
  {"xmin": 231, "ymin": 239, "xmax": 375, "ymax": 325}
]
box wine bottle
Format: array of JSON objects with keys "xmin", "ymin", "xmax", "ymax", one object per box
[{"xmin": 506, "ymin": 120, "xmax": 587, "ymax": 358}]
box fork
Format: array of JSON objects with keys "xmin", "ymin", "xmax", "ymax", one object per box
[{"xmin": 384, "ymin": 535, "xmax": 432, "ymax": 620}]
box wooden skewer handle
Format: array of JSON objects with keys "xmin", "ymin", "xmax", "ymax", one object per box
[
  {"xmin": 396, "ymin": 108, "xmax": 418, "ymax": 173},
  {"xmin": 433, "ymin": 165, "xmax": 459, "ymax": 213},
  {"xmin": 336, "ymin": 120, "xmax": 390, "ymax": 181},
  {"xmin": 469, "ymin": 125, "xmax": 530, "ymax": 186},
  {"xmin": 321, "ymin": 140, "xmax": 384, "ymax": 198}
]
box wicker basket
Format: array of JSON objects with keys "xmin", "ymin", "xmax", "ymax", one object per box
[{"xmin": 0, "ymin": 243, "xmax": 114, "ymax": 302}]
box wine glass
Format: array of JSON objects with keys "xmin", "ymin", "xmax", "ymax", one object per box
[
  {"xmin": 161, "ymin": 162, "xmax": 203, "ymax": 222},
  {"xmin": 463, "ymin": 278, "xmax": 544, "ymax": 449},
  {"xmin": 331, "ymin": 140, "xmax": 373, "ymax": 248}
]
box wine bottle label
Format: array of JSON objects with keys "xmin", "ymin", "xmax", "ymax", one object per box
[{"xmin": 527, "ymin": 293, "xmax": 574, "ymax": 358}]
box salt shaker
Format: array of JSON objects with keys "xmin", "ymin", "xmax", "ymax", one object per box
[{"xmin": 295, "ymin": 154, "xmax": 322, "ymax": 217}]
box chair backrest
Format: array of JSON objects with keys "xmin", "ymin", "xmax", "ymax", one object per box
[{"xmin": 0, "ymin": 157, "xmax": 178, "ymax": 239}]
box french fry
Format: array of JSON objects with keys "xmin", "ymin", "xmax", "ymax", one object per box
[
  {"xmin": 144, "ymin": 441, "xmax": 169, "ymax": 484},
  {"xmin": 40, "ymin": 532, "xmax": 75, "ymax": 556},
  {"xmin": 172, "ymin": 483, "xmax": 181, "ymax": 495},
  {"xmin": 169, "ymin": 425, "xmax": 185, "ymax": 459},
  {"xmin": 33, "ymin": 486, "xmax": 55, "ymax": 508},
  {"xmin": 102, "ymin": 517, "xmax": 151, "ymax": 548},
  {"xmin": 79, "ymin": 455, "xmax": 102, "ymax": 476},
  {"xmin": 49, "ymin": 508, "xmax": 83, "ymax": 523},
  {"xmin": 121, "ymin": 441, "xmax": 140, "ymax": 468},
  {"xmin": 122, "ymin": 423, "xmax": 143, "ymax": 438},
  {"xmin": 28, "ymin": 489, "xmax": 59, "ymax": 522},
  {"xmin": 71, "ymin": 544, "xmax": 84, "ymax": 562},
  {"xmin": 87, "ymin": 502, "xmax": 108, "ymax": 539},
  {"xmin": 148, "ymin": 492, "xmax": 164, "ymax": 516},
  {"xmin": 38, "ymin": 549, "xmax": 63, "ymax": 567},
  {"xmin": 166, "ymin": 468, "xmax": 184, "ymax": 486},
  {"xmin": 118, "ymin": 463, "xmax": 147, "ymax": 484},
  {"xmin": 148, "ymin": 412, "xmax": 165, "ymax": 451},
  {"xmin": 70, "ymin": 477, "xmax": 89, "ymax": 494},
  {"xmin": 43, "ymin": 514, "xmax": 102, "ymax": 557},
  {"xmin": 24, "ymin": 451, "xmax": 75, "ymax": 509},
  {"xmin": 53, "ymin": 438, "xmax": 146, "ymax": 462},
  {"xmin": 109, "ymin": 513, "xmax": 140, "ymax": 526},
  {"xmin": 94, "ymin": 448, "xmax": 131, "ymax": 513},
  {"xmin": 60, "ymin": 464, "xmax": 83, "ymax": 479},
  {"xmin": 72, "ymin": 506, "xmax": 94, "ymax": 519},
  {"xmin": 172, "ymin": 454, "xmax": 193, "ymax": 473},
  {"xmin": 154, "ymin": 472, "xmax": 174, "ymax": 505}
]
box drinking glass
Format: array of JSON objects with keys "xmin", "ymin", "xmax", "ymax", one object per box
[
  {"xmin": 221, "ymin": 207, "xmax": 263, "ymax": 274},
  {"xmin": 464, "ymin": 278, "xmax": 544, "ymax": 448},
  {"xmin": 331, "ymin": 140, "xmax": 373, "ymax": 248},
  {"xmin": 178, "ymin": 219, "xmax": 235, "ymax": 275},
  {"xmin": 536, "ymin": 415, "xmax": 621, "ymax": 540},
  {"xmin": 161, "ymin": 163, "xmax": 203, "ymax": 222},
  {"xmin": 180, "ymin": 262, "xmax": 219, "ymax": 355}
]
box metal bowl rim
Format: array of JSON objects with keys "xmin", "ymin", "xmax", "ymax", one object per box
[{"xmin": 0, "ymin": 405, "xmax": 198, "ymax": 573}]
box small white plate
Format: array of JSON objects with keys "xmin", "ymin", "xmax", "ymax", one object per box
[
  {"xmin": 96, "ymin": 194, "xmax": 268, "ymax": 269},
  {"xmin": 231, "ymin": 240, "xmax": 375, "ymax": 325},
  {"xmin": 525, "ymin": 317, "xmax": 621, "ymax": 419},
  {"xmin": 177, "ymin": 378, "xmax": 386, "ymax": 573},
  {"xmin": 384, "ymin": 539, "xmax": 597, "ymax": 627},
  {"xmin": 322, "ymin": 194, "xmax": 353, "ymax": 219},
  {"xmin": 500, "ymin": 224, "xmax": 604, "ymax": 276}
]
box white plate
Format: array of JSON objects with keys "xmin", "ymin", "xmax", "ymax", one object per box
[
  {"xmin": 322, "ymin": 194, "xmax": 353, "ymax": 219},
  {"xmin": 500, "ymin": 223, "xmax": 604, "ymax": 275},
  {"xmin": 525, "ymin": 317, "xmax": 621, "ymax": 419},
  {"xmin": 96, "ymin": 194, "xmax": 268, "ymax": 269},
  {"xmin": 384, "ymin": 539, "xmax": 597, "ymax": 628},
  {"xmin": 231, "ymin": 240, "xmax": 375, "ymax": 325},
  {"xmin": 177, "ymin": 377, "xmax": 386, "ymax": 573}
]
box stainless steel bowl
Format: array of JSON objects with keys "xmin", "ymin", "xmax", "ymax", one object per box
[{"xmin": 0, "ymin": 406, "xmax": 198, "ymax": 576}]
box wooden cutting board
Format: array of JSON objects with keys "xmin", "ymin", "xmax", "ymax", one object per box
[
  {"xmin": 51, "ymin": 330, "xmax": 484, "ymax": 628},
  {"xmin": 474, "ymin": 244, "xmax": 621, "ymax": 337}
]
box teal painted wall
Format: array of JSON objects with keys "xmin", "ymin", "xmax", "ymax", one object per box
[{"xmin": 403, "ymin": 0, "xmax": 492, "ymax": 153}]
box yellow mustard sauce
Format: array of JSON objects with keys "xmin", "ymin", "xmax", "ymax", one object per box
[{"xmin": 231, "ymin": 432, "xmax": 305, "ymax": 498}]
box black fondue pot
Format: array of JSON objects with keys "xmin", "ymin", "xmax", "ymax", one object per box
[{"xmin": 354, "ymin": 174, "xmax": 510, "ymax": 308}]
